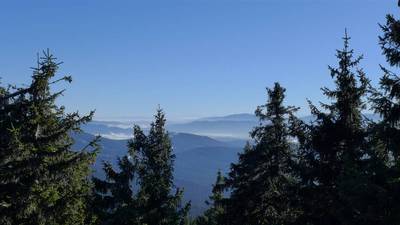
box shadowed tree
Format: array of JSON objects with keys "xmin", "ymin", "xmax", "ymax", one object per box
[
  {"xmin": 291, "ymin": 32, "xmax": 372, "ymax": 225},
  {"xmin": 93, "ymin": 109, "xmax": 190, "ymax": 225},
  {"xmin": 224, "ymin": 83, "xmax": 301, "ymax": 225},
  {"xmin": 195, "ymin": 170, "xmax": 226, "ymax": 225},
  {"xmin": 374, "ymin": 1, "xmax": 400, "ymax": 162},
  {"xmin": 364, "ymin": 3, "xmax": 400, "ymax": 223},
  {"xmin": 92, "ymin": 155, "xmax": 140, "ymax": 225}
]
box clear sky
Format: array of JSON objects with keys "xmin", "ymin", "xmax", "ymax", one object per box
[{"xmin": 0, "ymin": 0, "xmax": 397, "ymax": 120}]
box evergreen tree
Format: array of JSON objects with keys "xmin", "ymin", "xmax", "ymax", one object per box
[
  {"xmin": 130, "ymin": 108, "xmax": 190, "ymax": 225},
  {"xmin": 292, "ymin": 32, "xmax": 371, "ymax": 225},
  {"xmin": 92, "ymin": 109, "xmax": 190, "ymax": 225},
  {"xmin": 0, "ymin": 51, "xmax": 98, "ymax": 225},
  {"xmin": 225, "ymin": 83, "xmax": 300, "ymax": 225},
  {"xmin": 374, "ymin": 1, "xmax": 400, "ymax": 163},
  {"xmin": 195, "ymin": 171, "xmax": 226, "ymax": 225},
  {"xmin": 363, "ymin": 4, "xmax": 400, "ymax": 223},
  {"xmin": 380, "ymin": 10, "xmax": 400, "ymax": 68},
  {"xmin": 92, "ymin": 155, "xmax": 140, "ymax": 225}
]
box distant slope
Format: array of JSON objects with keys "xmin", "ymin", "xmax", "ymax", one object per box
[
  {"xmin": 171, "ymin": 132, "xmax": 227, "ymax": 153},
  {"xmin": 168, "ymin": 113, "xmax": 257, "ymax": 139},
  {"xmin": 175, "ymin": 146, "xmax": 241, "ymax": 185},
  {"xmin": 87, "ymin": 113, "xmax": 380, "ymax": 140},
  {"xmin": 198, "ymin": 113, "xmax": 257, "ymax": 122},
  {"xmin": 168, "ymin": 120, "xmax": 254, "ymax": 139},
  {"xmin": 173, "ymin": 145, "xmax": 242, "ymax": 214},
  {"xmin": 71, "ymin": 132, "xmax": 128, "ymax": 179}
]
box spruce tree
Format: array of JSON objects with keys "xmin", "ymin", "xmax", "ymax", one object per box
[
  {"xmin": 225, "ymin": 83, "xmax": 300, "ymax": 225},
  {"xmin": 292, "ymin": 33, "xmax": 371, "ymax": 225},
  {"xmin": 91, "ymin": 109, "xmax": 190, "ymax": 225},
  {"xmin": 373, "ymin": 1, "xmax": 400, "ymax": 163},
  {"xmin": 92, "ymin": 156, "xmax": 140, "ymax": 225},
  {"xmin": 195, "ymin": 171, "xmax": 226, "ymax": 225},
  {"xmin": 0, "ymin": 51, "xmax": 98, "ymax": 225},
  {"xmin": 364, "ymin": 4, "xmax": 400, "ymax": 223},
  {"xmin": 131, "ymin": 108, "xmax": 190, "ymax": 225}
]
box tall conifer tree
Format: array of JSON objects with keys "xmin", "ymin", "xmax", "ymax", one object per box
[
  {"xmin": 225, "ymin": 83, "xmax": 300, "ymax": 225},
  {"xmin": 373, "ymin": 1, "xmax": 400, "ymax": 164},
  {"xmin": 92, "ymin": 155, "xmax": 139, "ymax": 225},
  {"xmin": 133, "ymin": 108, "xmax": 190, "ymax": 225},
  {"xmin": 0, "ymin": 51, "xmax": 98, "ymax": 225},
  {"xmin": 292, "ymin": 33, "xmax": 370, "ymax": 225},
  {"xmin": 92, "ymin": 109, "xmax": 190, "ymax": 225},
  {"xmin": 365, "ymin": 3, "xmax": 400, "ymax": 223}
]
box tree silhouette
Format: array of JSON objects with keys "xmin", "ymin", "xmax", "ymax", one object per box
[{"xmin": 225, "ymin": 83, "xmax": 300, "ymax": 225}]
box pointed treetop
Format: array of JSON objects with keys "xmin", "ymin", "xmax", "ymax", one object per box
[{"xmin": 343, "ymin": 28, "xmax": 350, "ymax": 51}]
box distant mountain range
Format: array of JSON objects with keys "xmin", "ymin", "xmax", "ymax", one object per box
[
  {"xmin": 85, "ymin": 113, "xmax": 380, "ymax": 140},
  {"xmin": 82, "ymin": 113, "xmax": 259, "ymax": 140},
  {"xmin": 76, "ymin": 113, "xmax": 381, "ymax": 215}
]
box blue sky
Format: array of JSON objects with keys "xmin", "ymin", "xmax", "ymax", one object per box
[{"xmin": 0, "ymin": 0, "xmax": 397, "ymax": 120}]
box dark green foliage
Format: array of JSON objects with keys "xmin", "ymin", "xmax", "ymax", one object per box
[
  {"xmin": 380, "ymin": 13, "xmax": 400, "ymax": 67},
  {"xmin": 363, "ymin": 6, "xmax": 400, "ymax": 224},
  {"xmin": 374, "ymin": 7, "xmax": 400, "ymax": 161},
  {"xmin": 224, "ymin": 83, "xmax": 300, "ymax": 225},
  {"xmin": 292, "ymin": 33, "xmax": 372, "ymax": 225},
  {"xmin": 195, "ymin": 171, "xmax": 226, "ymax": 225},
  {"xmin": 93, "ymin": 109, "xmax": 190, "ymax": 225},
  {"xmin": 367, "ymin": 72, "xmax": 400, "ymax": 224},
  {"xmin": 133, "ymin": 109, "xmax": 190, "ymax": 225},
  {"xmin": 92, "ymin": 156, "xmax": 140, "ymax": 225},
  {"xmin": 0, "ymin": 51, "xmax": 98, "ymax": 225}
]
